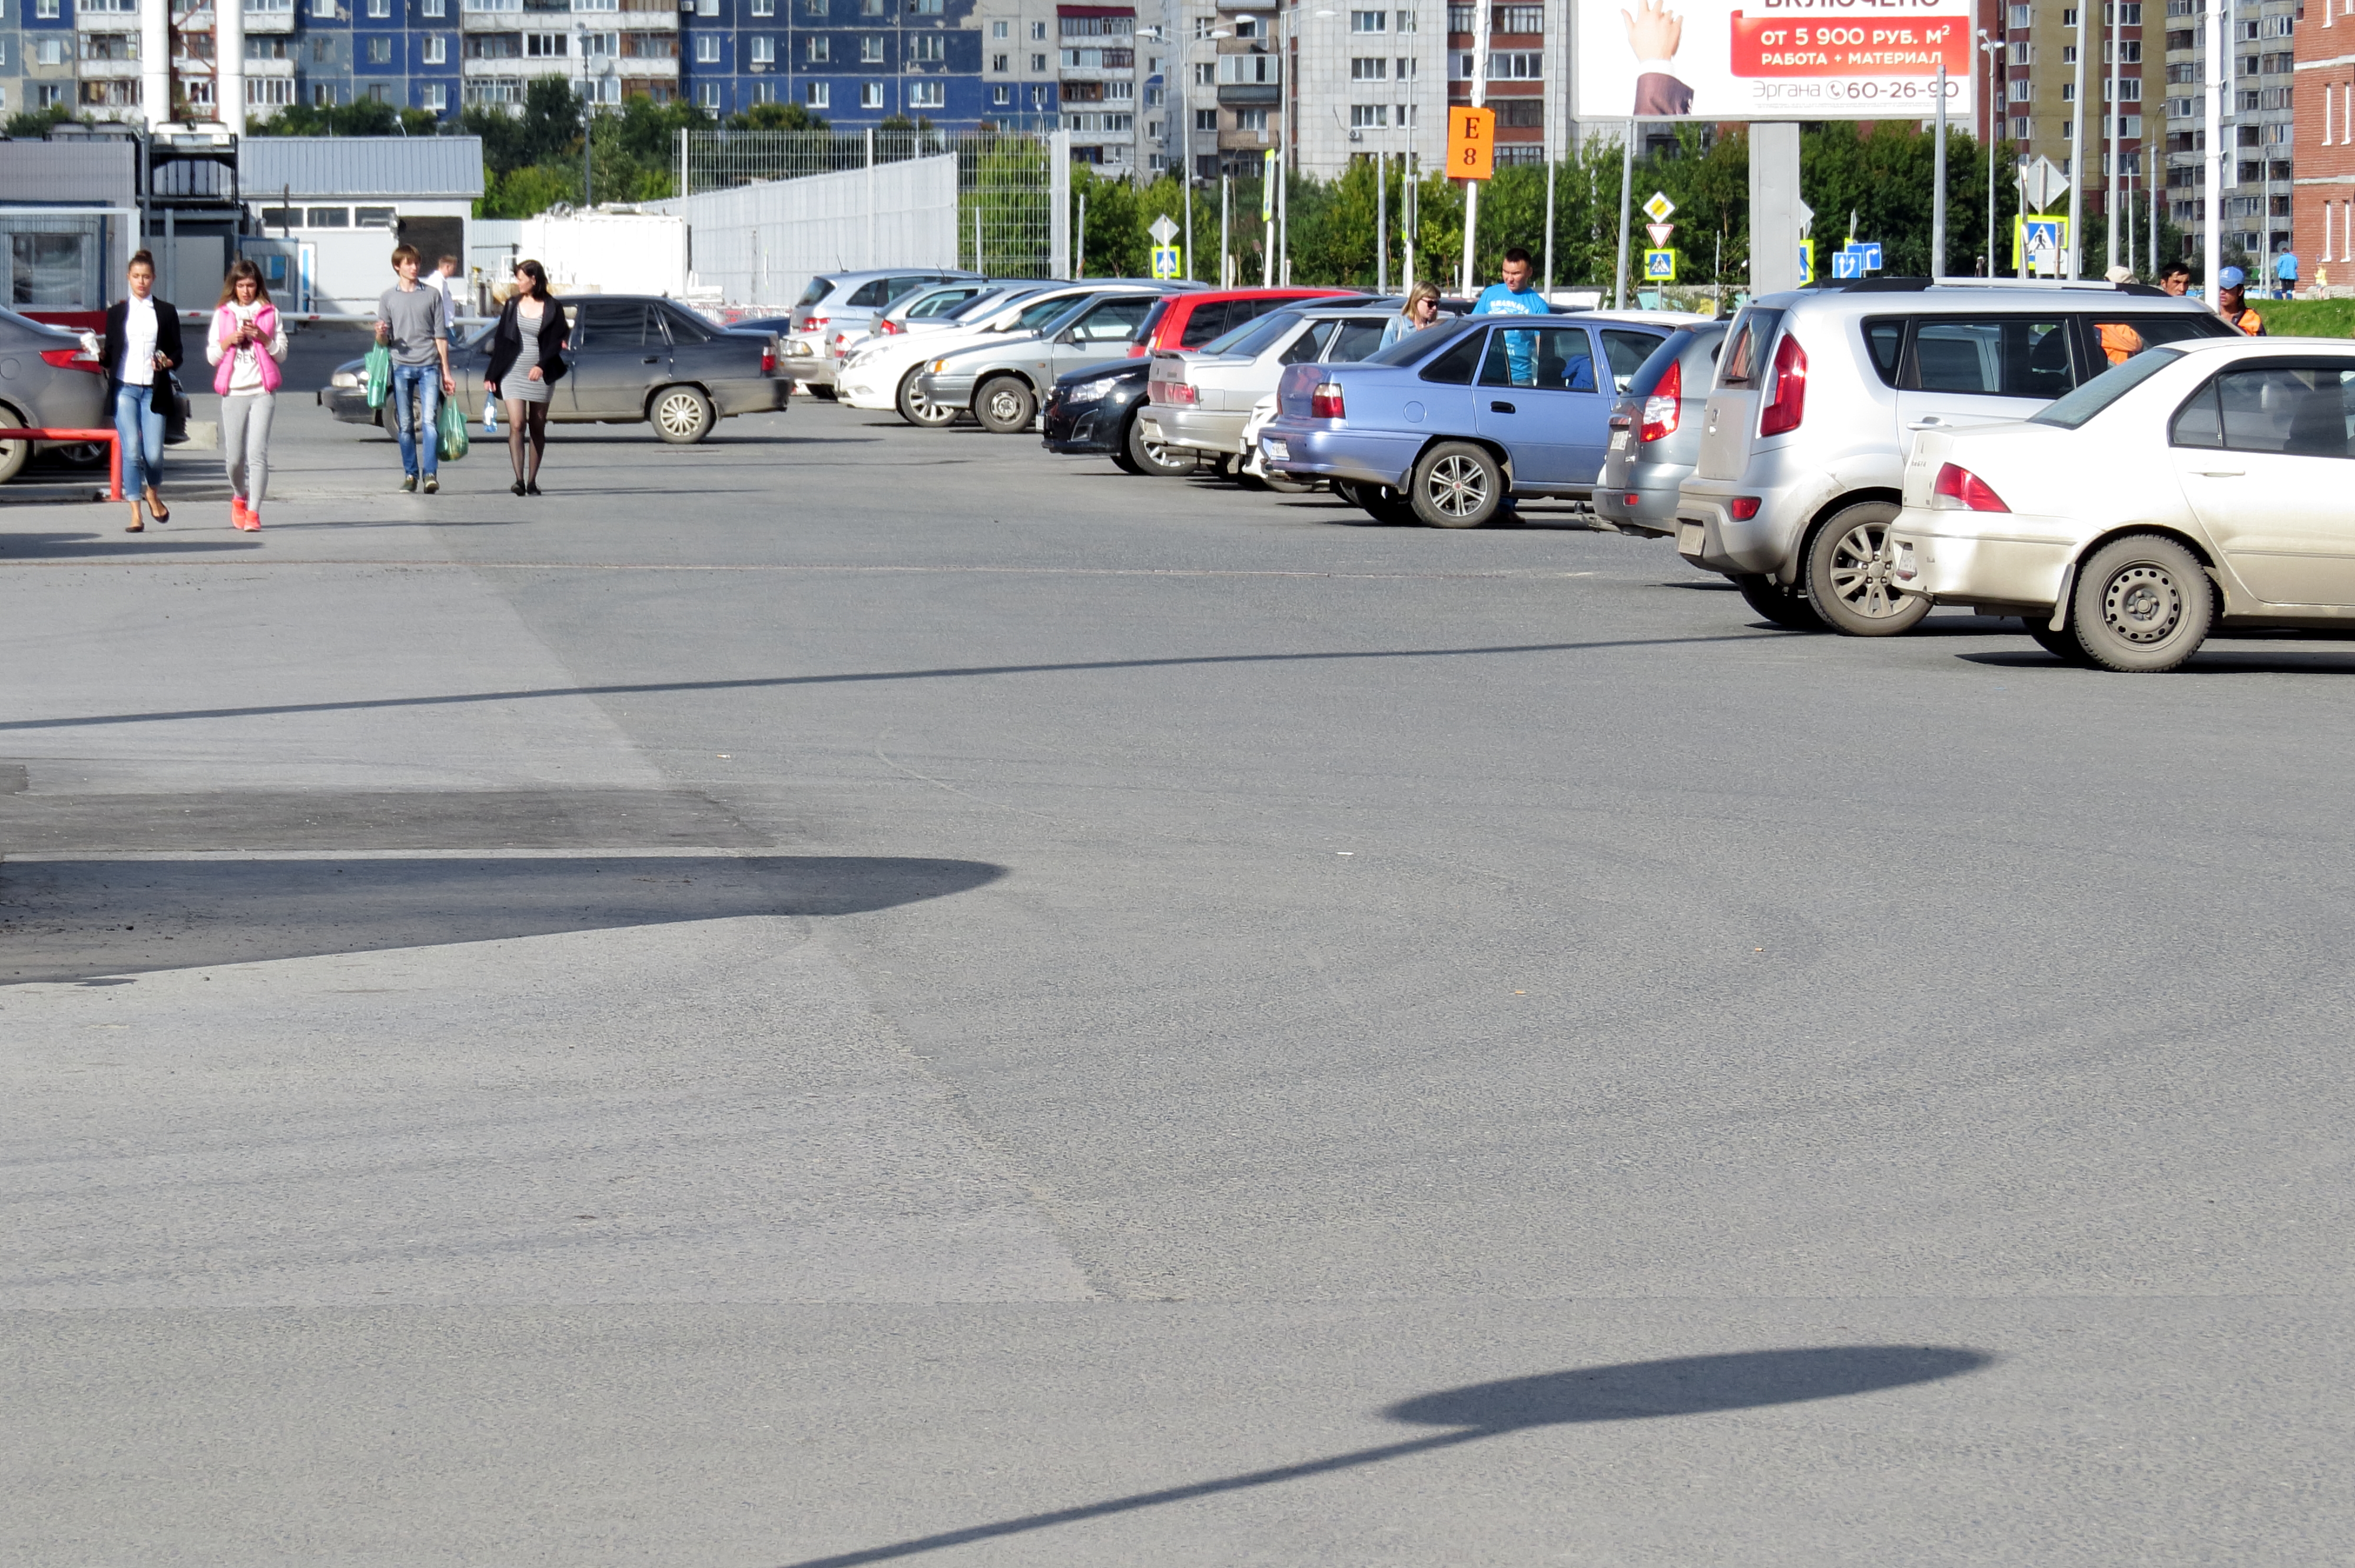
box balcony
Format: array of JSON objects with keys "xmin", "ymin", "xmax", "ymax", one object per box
[
  {"xmin": 241, "ymin": 0, "xmax": 297, "ymax": 29},
  {"xmin": 1216, "ymin": 82, "xmax": 1279, "ymax": 105}
]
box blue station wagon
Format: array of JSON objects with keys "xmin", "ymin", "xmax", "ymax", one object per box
[{"xmin": 1256, "ymin": 312, "xmax": 1682, "ymax": 526}]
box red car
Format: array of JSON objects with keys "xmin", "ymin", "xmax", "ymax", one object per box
[{"xmin": 1129, "ymin": 287, "xmax": 1361, "ymax": 357}]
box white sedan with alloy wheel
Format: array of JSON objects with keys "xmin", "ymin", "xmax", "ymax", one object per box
[{"xmin": 1888, "ymin": 337, "xmax": 2355, "ymax": 672}]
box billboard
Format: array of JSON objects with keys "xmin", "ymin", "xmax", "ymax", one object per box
[{"xmin": 1575, "ymin": 0, "xmax": 1974, "ymax": 121}]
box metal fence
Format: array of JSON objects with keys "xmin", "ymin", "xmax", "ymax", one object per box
[{"xmin": 679, "ymin": 127, "xmax": 1068, "ymax": 281}]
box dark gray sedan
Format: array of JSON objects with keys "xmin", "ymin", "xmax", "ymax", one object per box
[
  {"xmin": 321, "ymin": 295, "xmax": 787, "ymax": 444},
  {"xmin": 0, "ymin": 307, "xmax": 112, "ymax": 482}
]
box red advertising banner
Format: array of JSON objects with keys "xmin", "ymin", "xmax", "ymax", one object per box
[{"xmin": 1728, "ymin": 10, "xmax": 1972, "ymax": 78}]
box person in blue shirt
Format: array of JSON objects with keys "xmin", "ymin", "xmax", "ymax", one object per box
[
  {"xmin": 1471, "ymin": 247, "xmax": 1553, "ymax": 386},
  {"xmin": 2274, "ymin": 250, "xmax": 2298, "ymax": 300}
]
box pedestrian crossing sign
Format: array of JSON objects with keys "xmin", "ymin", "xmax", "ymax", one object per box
[
  {"xmin": 1797, "ymin": 240, "xmax": 1815, "ymax": 287},
  {"xmin": 1152, "ymin": 244, "xmax": 1182, "ymax": 280},
  {"xmin": 1643, "ymin": 248, "xmax": 1677, "ymax": 283}
]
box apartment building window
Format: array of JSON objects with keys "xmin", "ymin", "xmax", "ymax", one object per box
[
  {"xmin": 1350, "ymin": 102, "xmax": 1387, "ymax": 127},
  {"xmin": 991, "ymin": 18, "xmax": 1006, "ymax": 35},
  {"xmin": 527, "ymin": 32, "xmax": 567, "ymax": 54},
  {"xmin": 911, "ymin": 31, "xmax": 941, "ymax": 60},
  {"xmin": 1447, "ymin": 4, "xmax": 1474, "ymax": 31},
  {"xmin": 1229, "ymin": 14, "xmax": 1259, "ymax": 35},
  {"xmin": 2062, "ymin": 79, "xmax": 2075, "ymax": 99},
  {"xmin": 1193, "ymin": 14, "xmax": 1218, "ymax": 36},
  {"xmin": 2106, "ymin": 76, "xmax": 2142, "ymax": 99},
  {"xmin": 420, "ymin": 81, "xmax": 448, "ymax": 109},
  {"xmin": 698, "ymin": 82, "xmax": 719, "ymax": 106},
  {"xmin": 1349, "ymin": 8, "xmax": 1385, "ymax": 30},
  {"xmin": 34, "ymin": 0, "xmax": 57, "ymax": 16},
  {"xmin": 1235, "ymin": 107, "xmax": 1267, "ymax": 128},
  {"xmin": 909, "ymin": 79, "xmax": 943, "ymax": 105},
  {"xmin": 992, "ymin": 83, "xmax": 1010, "ymax": 103},
  {"xmin": 1486, "ymin": 49, "xmax": 1540, "ymax": 78},
  {"xmin": 1351, "ymin": 55, "xmax": 1386, "ymax": 78},
  {"xmin": 311, "ymin": 82, "xmax": 337, "ymax": 104},
  {"xmin": 807, "ymin": 80, "xmax": 830, "ymax": 105},
  {"xmin": 1494, "ymin": 5, "xmax": 1541, "ymax": 33},
  {"xmin": 313, "ymin": 36, "xmax": 332, "ymax": 58},
  {"xmin": 750, "ymin": 34, "xmax": 773, "ymax": 61},
  {"xmin": 1033, "ymin": 51, "xmax": 1049, "ymax": 69},
  {"xmin": 1192, "ymin": 60, "xmax": 1213, "ymax": 84},
  {"xmin": 2104, "ymin": 2, "xmax": 2140, "ymax": 21},
  {"xmin": 248, "ymin": 77, "xmax": 292, "ymax": 104},
  {"xmin": 2061, "ymin": 9, "xmax": 2076, "ymax": 25},
  {"xmin": 367, "ymin": 35, "xmax": 392, "ymax": 59},
  {"xmin": 2008, "ymin": 41, "xmax": 2031, "ymax": 65},
  {"xmin": 423, "ymin": 0, "xmax": 444, "ymax": 15},
  {"xmin": 806, "ymin": 0, "xmax": 824, "ymax": 12},
  {"xmin": 1145, "ymin": 84, "xmax": 1162, "ymax": 104},
  {"xmin": 695, "ymin": 32, "xmax": 719, "ymax": 59},
  {"xmin": 1031, "ymin": 20, "xmax": 1046, "ymax": 37},
  {"xmin": 1194, "ymin": 106, "xmax": 1216, "ymax": 129},
  {"xmin": 2007, "ymin": 2, "xmax": 2028, "ymax": 22},
  {"xmin": 860, "ymin": 81, "xmax": 882, "ymax": 105},
  {"xmin": 991, "ymin": 51, "xmax": 1007, "ymax": 69},
  {"xmin": 2105, "ymin": 40, "xmax": 2140, "ymax": 62},
  {"xmin": 367, "ymin": 0, "xmax": 389, "ymax": 14},
  {"xmin": 2061, "ymin": 44, "xmax": 2077, "ymax": 63},
  {"xmin": 2009, "ymin": 77, "xmax": 2032, "ymax": 100},
  {"xmin": 861, "ymin": 34, "xmax": 883, "ymax": 61},
  {"xmin": 423, "ymin": 34, "xmax": 446, "ymax": 61},
  {"xmin": 911, "ymin": 0, "xmax": 943, "ymax": 14},
  {"xmin": 1396, "ymin": 54, "xmax": 1415, "ymax": 75},
  {"xmin": 1395, "ymin": 8, "xmax": 1414, "ymax": 28},
  {"xmin": 807, "ymin": 35, "xmax": 827, "ymax": 59}
]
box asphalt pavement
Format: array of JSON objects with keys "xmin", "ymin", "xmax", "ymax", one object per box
[{"xmin": 2, "ymin": 362, "xmax": 2347, "ymax": 1565}]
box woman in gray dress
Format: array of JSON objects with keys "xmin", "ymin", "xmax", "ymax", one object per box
[{"xmin": 482, "ymin": 259, "xmax": 570, "ymax": 496}]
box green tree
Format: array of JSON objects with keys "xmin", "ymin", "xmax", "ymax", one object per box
[
  {"xmin": 726, "ymin": 101, "xmax": 827, "ymax": 132},
  {"xmin": 4, "ymin": 103, "xmax": 84, "ymax": 139}
]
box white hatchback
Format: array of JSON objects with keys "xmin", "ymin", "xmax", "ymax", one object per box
[{"xmin": 1889, "ymin": 337, "xmax": 2355, "ymax": 671}]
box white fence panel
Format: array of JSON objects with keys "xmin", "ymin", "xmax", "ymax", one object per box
[{"xmin": 648, "ymin": 154, "xmax": 959, "ymax": 311}]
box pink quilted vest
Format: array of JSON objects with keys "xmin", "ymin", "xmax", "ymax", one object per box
[{"xmin": 211, "ymin": 302, "xmax": 282, "ymax": 394}]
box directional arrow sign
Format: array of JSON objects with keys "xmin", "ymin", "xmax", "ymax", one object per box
[
  {"xmin": 1796, "ymin": 199, "xmax": 1814, "ymax": 240},
  {"xmin": 1646, "ymin": 222, "xmax": 1676, "ymax": 248},
  {"xmin": 1642, "ymin": 191, "xmax": 1677, "ymax": 224},
  {"xmin": 1149, "ymin": 214, "xmax": 1181, "ymax": 245}
]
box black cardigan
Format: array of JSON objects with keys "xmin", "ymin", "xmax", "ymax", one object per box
[
  {"xmin": 483, "ymin": 296, "xmax": 571, "ymax": 389},
  {"xmin": 101, "ymin": 296, "xmax": 184, "ymax": 386}
]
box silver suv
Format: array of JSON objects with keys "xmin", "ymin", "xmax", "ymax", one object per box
[{"xmin": 1673, "ymin": 280, "xmax": 2237, "ymax": 633}]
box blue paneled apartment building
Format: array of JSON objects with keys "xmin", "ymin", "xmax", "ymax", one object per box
[{"xmin": 0, "ymin": 0, "xmax": 1143, "ymax": 141}]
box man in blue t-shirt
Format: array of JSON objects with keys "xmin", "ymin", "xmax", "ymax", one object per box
[{"xmin": 1471, "ymin": 246, "xmax": 1553, "ymax": 385}]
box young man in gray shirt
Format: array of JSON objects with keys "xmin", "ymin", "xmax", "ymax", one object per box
[{"xmin": 375, "ymin": 243, "xmax": 456, "ymax": 493}]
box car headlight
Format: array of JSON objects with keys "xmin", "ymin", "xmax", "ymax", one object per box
[
  {"xmin": 785, "ymin": 341, "xmax": 813, "ymax": 357},
  {"xmin": 1067, "ymin": 377, "xmax": 1119, "ymax": 403},
  {"xmin": 330, "ymin": 370, "xmax": 359, "ymax": 388}
]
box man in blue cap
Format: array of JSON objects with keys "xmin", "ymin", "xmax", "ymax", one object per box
[{"xmin": 2216, "ymin": 266, "xmax": 2266, "ymax": 335}]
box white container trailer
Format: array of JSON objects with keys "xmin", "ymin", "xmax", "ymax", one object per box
[{"xmin": 516, "ymin": 211, "xmax": 691, "ymax": 299}]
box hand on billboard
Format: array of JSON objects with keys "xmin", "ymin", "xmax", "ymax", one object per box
[{"xmin": 1621, "ymin": 0, "xmax": 1683, "ymax": 67}]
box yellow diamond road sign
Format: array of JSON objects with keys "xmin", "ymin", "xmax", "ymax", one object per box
[{"xmin": 1643, "ymin": 191, "xmax": 1677, "ymax": 225}]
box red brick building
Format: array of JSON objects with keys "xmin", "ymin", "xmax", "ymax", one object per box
[{"xmin": 2297, "ymin": 0, "xmax": 2355, "ymax": 293}]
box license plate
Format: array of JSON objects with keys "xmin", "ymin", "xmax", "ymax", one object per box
[
  {"xmin": 1608, "ymin": 430, "xmax": 1630, "ymax": 451},
  {"xmin": 1263, "ymin": 438, "xmax": 1290, "ymax": 463},
  {"xmin": 1677, "ymin": 521, "xmax": 1705, "ymax": 556}
]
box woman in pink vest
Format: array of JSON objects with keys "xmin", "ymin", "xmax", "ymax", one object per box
[{"xmin": 207, "ymin": 258, "xmax": 287, "ymax": 532}]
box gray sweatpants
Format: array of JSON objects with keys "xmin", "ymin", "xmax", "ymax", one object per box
[{"xmin": 221, "ymin": 391, "xmax": 274, "ymax": 504}]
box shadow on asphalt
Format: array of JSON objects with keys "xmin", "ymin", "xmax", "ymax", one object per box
[
  {"xmin": 0, "ymin": 853, "xmax": 1005, "ymax": 984},
  {"xmin": 0, "ymin": 531, "xmax": 263, "ymax": 559},
  {"xmin": 0, "ymin": 634, "xmax": 1787, "ymax": 735},
  {"xmin": 778, "ymin": 1346, "xmax": 1992, "ymax": 1567},
  {"xmin": 1961, "ymin": 647, "xmax": 2355, "ymax": 673}
]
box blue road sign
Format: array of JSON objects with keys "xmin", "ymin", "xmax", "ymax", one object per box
[
  {"xmin": 1152, "ymin": 245, "xmax": 1182, "ymax": 280},
  {"xmin": 1858, "ymin": 241, "xmax": 1884, "ymax": 270},
  {"xmin": 1832, "ymin": 250, "xmax": 1866, "ymax": 280},
  {"xmin": 1643, "ymin": 248, "xmax": 1677, "ymax": 282}
]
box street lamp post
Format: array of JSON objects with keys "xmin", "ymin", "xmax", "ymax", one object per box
[{"xmin": 1980, "ymin": 30, "xmax": 2002, "ymax": 275}]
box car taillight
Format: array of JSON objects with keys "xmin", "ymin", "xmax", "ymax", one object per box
[
  {"xmin": 879, "ymin": 319, "xmax": 901, "ymax": 335},
  {"xmin": 38, "ymin": 347, "xmax": 102, "ymax": 374},
  {"xmin": 1638, "ymin": 359, "xmax": 1681, "ymax": 442},
  {"xmin": 760, "ymin": 346, "xmax": 777, "ymax": 375},
  {"xmin": 1757, "ymin": 332, "xmax": 1807, "ymax": 436},
  {"xmin": 1729, "ymin": 497, "xmax": 1763, "ymax": 520},
  {"xmin": 1931, "ymin": 461, "xmax": 2011, "ymax": 513},
  {"xmin": 804, "ymin": 314, "xmax": 828, "ymax": 334},
  {"xmin": 1310, "ymin": 381, "xmax": 1345, "ymax": 419},
  {"xmin": 1157, "ymin": 380, "xmax": 1197, "ymax": 404}
]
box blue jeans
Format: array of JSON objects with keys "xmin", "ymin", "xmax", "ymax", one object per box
[
  {"xmin": 390, "ymin": 362, "xmax": 443, "ymax": 478},
  {"xmin": 111, "ymin": 380, "xmax": 164, "ymax": 497}
]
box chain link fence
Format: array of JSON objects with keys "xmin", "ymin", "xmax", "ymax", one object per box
[{"xmin": 680, "ymin": 127, "xmax": 1066, "ymax": 280}]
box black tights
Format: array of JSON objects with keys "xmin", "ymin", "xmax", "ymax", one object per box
[{"xmin": 505, "ymin": 398, "xmax": 550, "ymax": 486}]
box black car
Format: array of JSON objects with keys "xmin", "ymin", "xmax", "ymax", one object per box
[
  {"xmin": 320, "ymin": 295, "xmax": 788, "ymax": 445},
  {"xmin": 1040, "ymin": 358, "xmax": 1193, "ymax": 476}
]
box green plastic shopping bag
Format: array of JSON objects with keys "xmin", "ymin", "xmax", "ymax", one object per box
[
  {"xmin": 363, "ymin": 344, "xmax": 392, "ymax": 410},
  {"xmin": 436, "ymin": 391, "xmax": 470, "ymax": 461}
]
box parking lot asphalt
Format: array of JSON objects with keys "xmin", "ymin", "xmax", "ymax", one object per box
[{"xmin": 2, "ymin": 381, "xmax": 2349, "ymax": 1565}]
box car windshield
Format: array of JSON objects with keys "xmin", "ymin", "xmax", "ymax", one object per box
[
  {"xmin": 1000, "ymin": 294, "xmax": 1083, "ymax": 334},
  {"xmin": 1207, "ymin": 310, "xmax": 1309, "ymax": 358},
  {"xmin": 795, "ymin": 277, "xmax": 834, "ymax": 307},
  {"xmin": 2031, "ymin": 346, "xmax": 2184, "ymax": 429},
  {"xmin": 950, "ymin": 288, "xmax": 1019, "ymax": 321},
  {"xmin": 1362, "ymin": 318, "xmax": 1472, "ymax": 367}
]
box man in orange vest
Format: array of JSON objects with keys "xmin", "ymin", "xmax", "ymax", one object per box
[
  {"xmin": 2099, "ymin": 266, "xmax": 2145, "ymax": 364},
  {"xmin": 2215, "ymin": 266, "xmax": 2266, "ymax": 335}
]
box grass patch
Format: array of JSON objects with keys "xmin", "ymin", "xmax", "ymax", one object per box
[{"xmin": 2245, "ymin": 298, "xmax": 2355, "ymax": 338}]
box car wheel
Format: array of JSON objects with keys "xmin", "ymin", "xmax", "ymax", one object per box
[
  {"xmin": 1734, "ymin": 573, "xmax": 1826, "ymax": 630},
  {"xmin": 54, "ymin": 440, "xmax": 107, "ymax": 469},
  {"xmin": 897, "ymin": 369, "xmax": 959, "ymax": 428},
  {"xmin": 974, "ymin": 376, "xmax": 1036, "ymax": 434},
  {"xmin": 1125, "ymin": 409, "xmax": 1195, "ymax": 476},
  {"xmin": 0, "ymin": 406, "xmax": 27, "ymax": 483},
  {"xmin": 1409, "ymin": 441, "xmax": 1505, "ymax": 527},
  {"xmin": 651, "ymin": 384, "xmax": 714, "ymax": 444},
  {"xmin": 2023, "ymin": 618, "xmax": 2091, "ymax": 663},
  {"xmin": 2069, "ymin": 534, "xmax": 2214, "ymax": 672},
  {"xmin": 1804, "ymin": 501, "xmax": 1931, "ymax": 636}
]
